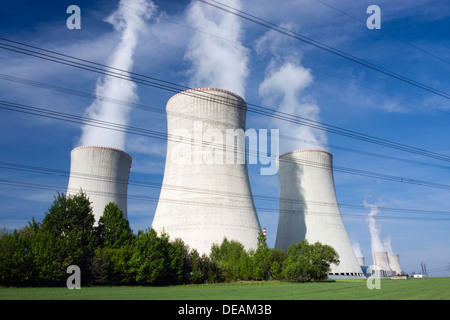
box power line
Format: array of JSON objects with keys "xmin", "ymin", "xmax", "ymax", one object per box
[
  {"xmin": 312, "ymin": 0, "xmax": 450, "ymax": 67},
  {"xmin": 199, "ymin": 0, "xmax": 450, "ymax": 100},
  {"xmin": 2, "ymin": 160, "xmax": 450, "ymax": 218},
  {"xmin": 1, "ymin": 177, "xmax": 448, "ymax": 222},
  {"xmin": 2, "ymin": 72, "xmax": 449, "ymax": 171},
  {"xmin": 1, "ymin": 99, "xmax": 450, "ymax": 192},
  {"xmin": 0, "ymin": 38, "xmax": 449, "ymax": 163},
  {"xmin": 120, "ymin": 3, "xmax": 450, "ymax": 117}
]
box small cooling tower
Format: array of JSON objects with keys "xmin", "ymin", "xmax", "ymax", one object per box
[
  {"xmin": 151, "ymin": 88, "xmax": 261, "ymax": 255},
  {"xmin": 357, "ymin": 256, "xmax": 366, "ymax": 266},
  {"xmin": 275, "ymin": 149, "xmax": 363, "ymax": 277},
  {"xmin": 67, "ymin": 145, "xmax": 132, "ymax": 222},
  {"xmin": 372, "ymin": 251, "xmax": 392, "ymax": 275},
  {"xmin": 388, "ymin": 253, "xmax": 403, "ymax": 275}
]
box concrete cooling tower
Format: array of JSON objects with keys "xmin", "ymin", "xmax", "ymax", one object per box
[
  {"xmin": 151, "ymin": 88, "xmax": 261, "ymax": 255},
  {"xmin": 372, "ymin": 251, "xmax": 392, "ymax": 276},
  {"xmin": 275, "ymin": 149, "xmax": 364, "ymax": 277},
  {"xmin": 67, "ymin": 145, "xmax": 132, "ymax": 222},
  {"xmin": 357, "ymin": 256, "xmax": 366, "ymax": 266},
  {"xmin": 388, "ymin": 253, "xmax": 403, "ymax": 275}
]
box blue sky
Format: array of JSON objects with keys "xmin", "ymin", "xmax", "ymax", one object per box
[{"xmin": 0, "ymin": 0, "xmax": 449, "ymax": 277}]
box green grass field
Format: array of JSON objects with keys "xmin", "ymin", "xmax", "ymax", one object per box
[{"xmin": 1, "ymin": 277, "xmax": 449, "ymax": 300}]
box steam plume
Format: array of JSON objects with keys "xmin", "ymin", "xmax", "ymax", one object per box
[
  {"xmin": 78, "ymin": 0, "xmax": 155, "ymax": 150},
  {"xmin": 257, "ymin": 26, "xmax": 328, "ymax": 154},
  {"xmin": 184, "ymin": 0, "xmax": 249, "ymax": 98},
  {"xmin": 352, "ymin": 241, "xmax": 363, "ymax": 257},
  {"xmin": 365, "ymin": 201, "xmax": 388, "ymax": 253}
]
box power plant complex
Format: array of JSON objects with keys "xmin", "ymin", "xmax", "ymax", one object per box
[{"xmin": 66, "ymin": 87, "xmax": 402, "ymax": 277}]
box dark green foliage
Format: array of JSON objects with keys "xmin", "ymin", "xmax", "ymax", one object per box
[
  {"xmin": 40, "ymin": 191, "xmax": 97, "ymax": 285},
  {"xmin": 91, "ymin": 246, "xmax": 133, "ymax": 286},
  {"xmin": 282, "ymin": 240, "xmax": 339, "ymax": 282},
  {"xmin": 128, "ymin": 228, "xmax": 187, "ymax": 285},
  {"xmin": 210, "ymin": 238, "xmax": 253, "ymax": 282},
  {"xmin": 0, "ymin": 192, "xmax": 340, "ymax": 286},
  {"xmin": 0, "ymin": 228, "xmax": 35, "ymax": 286},
  {"xmin": 251, "ymin": 232, "xmax": 271, "ymax": 280},
  {"xmin": 96, "ymin": 202, "xmax": 134, "ymax": 248},
  {"xmin": 187, "ymin": 249, "xmax": 219, "ymax": 284}
]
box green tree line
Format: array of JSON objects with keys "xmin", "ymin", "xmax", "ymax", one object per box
[{"xmin": 0, "ymin": 192, "xmax": 339, "ymax": 287}]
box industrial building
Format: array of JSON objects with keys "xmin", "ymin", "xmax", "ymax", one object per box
[
  {"xmin": 275, "ymin": 149, "xmax": 364, "ymax": 277},
  {"xmin": 66, "ymin": 145, "xmax": 132, "ymax": 222},
  {"xmin": 151, "ymin": 88, "xmax": 262, "ymax": 255}
]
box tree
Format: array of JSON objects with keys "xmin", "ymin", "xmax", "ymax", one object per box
[
  {"xmin": 91, "ymin": 246, "xmax": 133, "ymax": 286},
  {"xmin": 96, "ymin": 202, "xmax": 134, "ymax": 248},
  {"xmin": 168, "ymin": 238, "xmax": 191, "ymax": 285},
  {"xmin": 40, "ymin": 191, "xmax": 97, "ymax": 284},
  {"xmin": 210, "ymin": 238, "xmax": 251, "ymax": 282},
  {"xmin": 268, "ymin": 248, "xmax": 288, "ymax": 280},
  {"xmin": 283, "ymin": 240, "xmax": 339, "ymax": 282},
  {"xmin": 128, "ymin": 228, "xmax": 178, "ymax": 285},
  {"xmin": 188, "ymin": 249, "xmax": 219, "ymax": 284},
  {"xmin": 252, "ymin": 232, "xmax": 271, "ymax": 280},
  {"xmin": 0, "ymin": 228, "xmax": 35, "ymax": 286}
]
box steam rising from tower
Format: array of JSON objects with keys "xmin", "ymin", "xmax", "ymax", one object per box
[
  {"xmin": 151, "ymin": 88, "xmax": 261, "ymax": 255},
  {"xmin": 78, "ymin": 0, "xmax": 154, "ymax": 150},
  {"xmin": 275, "ymin": 149, "xmax": 363, "ymax": 277},
  {"xmin": 365, "ymin": 202, "xmax": 403, "ymax": 274},
  {"xmin": 185, "ymin": 0, "xmax": 249, "ymax": 98}
]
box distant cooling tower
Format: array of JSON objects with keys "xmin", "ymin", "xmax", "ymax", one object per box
[
  {"xmin": 275, "ymin": 149, "xmax": 363, "ymax": 277},
  {"xmin": 67, "ymin": 145, "xmax": 132, "ymax": 222},
  {"xmin": 388, "ymin": 253, "xmax": 403, "ymax": 275},
  {"xmin": 357, "ymin": 256, "xmax": 366, "ymax": 266},
  {"xmin": 151, "ymin": 88, "xmax": 261, "ymax": 255},
  {"xmin": 372, "ymin": 251, "xmax": 392, "ymax": 275}
]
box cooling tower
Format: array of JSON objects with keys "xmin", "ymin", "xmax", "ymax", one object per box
[
  {"xmin": 275, "ymin": 149, "xmax": 363, "ymax": 277},
  {"xmin": 372, "ymin": 251, "xmax": 392, "ymax": 275},
  {"xmin": 67, "ymin": 145, "xmax": 132, "ymax": 222},
  {"xmin": 388, "ymin": 253, "xmax": 403, "ymax": 275},
  {"xmin": 151, "ymin": 88, "xmax": 261, "ymax": 255},
  {"xmin": 357, "ymin": 256, "xmax": 366, "ymax": 266}
]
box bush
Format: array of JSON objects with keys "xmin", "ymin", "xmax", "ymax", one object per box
[{"xmin": 282, "ymin": 240, "xmax": 339, "ymax": 282}]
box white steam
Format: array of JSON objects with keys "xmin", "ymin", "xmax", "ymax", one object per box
[
  {"xmin": 184, "ymin": 0, "xmax": 249, "ymax": 98},
  {"xmin": 257, "ymin": 26, "xmax": 328, "ymax": 154},
  {"xmin": 365, "ymin": 201, "xmax": 394, "ymax": 254},
  {"xmin": 352, "ymin": 241, "xmax": 363, "ymax": 258},
  {"xmin": 78, "ymin": 0, "xmax": 155, "ymax": 150}
]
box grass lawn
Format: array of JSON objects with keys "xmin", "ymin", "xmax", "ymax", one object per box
[{"xmin": 0, "ymin": 277, "xmax": 449, "ymax": 300}]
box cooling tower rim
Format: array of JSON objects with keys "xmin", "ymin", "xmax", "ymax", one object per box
[
  {"xmin": 168, "ymin": 87, "xmax": 244, "ymax": 103},
  {"xmin": 71, "ymin": 145, "xmax": 132, "ymax": 160},
  {"xmin": 278, "ymin": 149, "xmax": 333, "ymax": 160}
]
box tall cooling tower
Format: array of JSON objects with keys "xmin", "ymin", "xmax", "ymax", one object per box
[
  {"xmin": 275, "ymin": 149, "xmax": 363, "ymax": 277},
  {"xmin": 67, "ymin": 145, "xmax": 132, "ymax": 222},
  {"xmin": 372, "ymin": 251, "xmax": 392, "ymax": 275},
  {"xmin": 151, "ymin": 88, "xmax": 261, "ymax": 255},
  {"xmin": 388, "ymin": 253, "xmax": 403, "ymax": 275}
]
